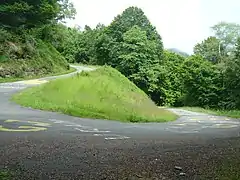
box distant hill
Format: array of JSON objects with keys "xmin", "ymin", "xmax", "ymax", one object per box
[{"xmin": 167, "ymin": 48, "xmax": 190, "ymax": 57}]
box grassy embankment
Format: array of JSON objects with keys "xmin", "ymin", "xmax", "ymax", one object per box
[
  {"xmin": 0, "ymin": 28, "xmax": 72, "ymax": 83},
  {"xmin": 181, "ymin": 107, "xmax": 240, "ymax": 119},
  {"xmin": 13, "ymin": 66, "xmax": 177, "ymax": 122}
]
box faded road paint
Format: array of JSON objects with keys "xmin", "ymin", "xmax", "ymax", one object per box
[
  {"xmin": 0, "ymin": 125, "xmax": 47, "ymax": 132},
  {"xmin": 0, "ymin": 119, "xmax": 51, "ymax": 132}
]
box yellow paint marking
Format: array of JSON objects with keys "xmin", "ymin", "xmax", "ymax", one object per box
[
  {"xmin": 22, "ymin": 79, "xmax": 48, "ymax": 85},
  {"xmin": 0, "ymin": 125, "xmax": 47, "ymax": 132},
  {"xmin": 0, "ymin": 119, "xmax": 51, "ymax": 132},
  {"xmin": 4, "ymin": 120, "xmax": 20, "ymax": 123}
]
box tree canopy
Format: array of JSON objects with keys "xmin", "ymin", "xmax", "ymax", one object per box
[{"xmin": 0, "ymin": 0, "xmax": 76, "ymax": 29}]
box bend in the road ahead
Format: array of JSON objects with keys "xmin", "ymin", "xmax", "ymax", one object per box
[
  {"xmin": 0, "ymin": 65, "xmax": 239, "ymax": 139},
  {"xmin": 1, "ymin": 66, "xmax": 240, "ymax": 180}
]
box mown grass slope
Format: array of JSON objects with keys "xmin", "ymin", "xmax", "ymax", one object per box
[{"xmin": 13, "ymin": 66, "xmax": 177, "ymax": 122}]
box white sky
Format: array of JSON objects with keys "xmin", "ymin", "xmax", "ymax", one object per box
[{"xmin": 66, "ymin": 0, "xmax": 240, "ymax": 54}]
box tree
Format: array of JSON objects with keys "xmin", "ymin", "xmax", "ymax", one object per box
[
  {"xmin": 194, "ymin": 36, "xmax": 223, "ymax": 63},
  {"xmin": 95, "ymin": 6, "xmax": 164, "ymax": 67},
  {"xmin": 181, "ymin": 55, "xmax": 223, "ymax": 108},
  {"xmin": 224, "ymin": 38, "xmax": 240, "ymax": 109},
  {"xmin": 116, "ymin": 26, "xmax": 159, "ymax": 96},
  {"xmin": 160, "ymin": 50, "xmax": 185, "ymax": 106},
  {"xmin": 0, "ymin": 0, "xmax": 76, "ymax": 29},
  {"xmin": 211, "ymin": 22, "xmax": 240, "ymax": 54}
]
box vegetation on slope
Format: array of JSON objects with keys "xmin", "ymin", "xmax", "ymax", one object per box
[
  {"xmin": 0, "ymin": 0, "xmax": 76, "ymax": 81},
  {"xmin": 12, "ymin": 66, "xmax": 177, "ymax": 122},
  {"xmin": 2, "ymin": 2, "xmax": 240, "ymax": 117},
  {"xmin": 58, "ymin": 9, "xmax": 240, "ymax": 114}
]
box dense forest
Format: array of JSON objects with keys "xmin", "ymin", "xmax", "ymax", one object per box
[{"xmin": 1, "ymin": 1, "xmax": 240, "ymax": 110}]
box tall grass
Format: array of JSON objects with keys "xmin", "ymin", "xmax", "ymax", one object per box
[{"xmin": 13, "ymin": 66, "xmax": 177, "ymax": 122}]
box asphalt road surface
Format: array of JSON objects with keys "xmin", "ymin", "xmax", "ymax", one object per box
[{"xmin": 0, "ymin": 66, "xmax": 240, "ymax": 180}]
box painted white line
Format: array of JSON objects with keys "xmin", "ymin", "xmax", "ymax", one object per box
[
  {"xmin": 75, "ymin": 128, "xmax": 110, "ymax": 133},
  {"xmin": 93, "ymin": 133, "xmax": 130, "ymax": 140},
  {"xmin": 48, "ymin": 119, "xmax": 65, "ymax": 124},
  {"xmin": 65, "ymin": 124, "xmax": 84, "ymax": 127},
  {"xmin": 105, "ymin": 136, "xmax": 130, "ymax": 140}
]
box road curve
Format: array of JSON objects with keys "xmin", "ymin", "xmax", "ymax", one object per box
[{"xmin": 0, "ymin": 66, "xmax": 240, "ymax": 180}]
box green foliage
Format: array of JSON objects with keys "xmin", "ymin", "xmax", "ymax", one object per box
[
  {"xmin": 159, "ymin": 51, "xmax": 185, "ymax": 106},
  {"xmin": 190, "ymin": 21, "xmax": 240, "ymax": 110},
  {"xmin": 0, "ymin": 27, "xmax": 69, "ymax": 78},
  {"xmin": 13, "ymin": 66, "xmax": 177, "ymax": 122},
  {"xmin": 0, "ymin": 170, "xmax": 12, "ymax": 180},
  {"xmin": 107, "ymin": 7, "xmax": 163, "ymax": 50},
  {"xmin": 94, "ymin": 6, "xmax": 163, "ymax": 67},
  {"xmin": 223, "ymin": 38, "xmax": 240, "ymax": 109},
  {"xmin": 181, "ymin": 55, "xmax": 223, "ymax": 108},
  {"xmin": 211, "ymin": 22, "xmax": 240, "ymax": 54},
  {"xmin": 194, "ymin": 36, "xmax": 223, "ymax": 63},
  {"xmin": 0, "ymin": 0, "xmax": 76, "ymax": 29},
  {"xmin": 0, "ymin": 0, "xmax": 75, "ymax": 79}
]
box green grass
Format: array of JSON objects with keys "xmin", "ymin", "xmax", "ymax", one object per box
[
  {"xmin": 0, "ymin": 170, "xmax": 12, "ymax": 180},
  {"xmin": 12, "ymin": 66, "xmax": 177, "ymax": 122},
  {"xmin": 0, "ymin": 67, "xmax": 76, "ymax": 83},
  {"xmin": 180, "ymin": 107, "xmax": 240, "ymax": 118}
]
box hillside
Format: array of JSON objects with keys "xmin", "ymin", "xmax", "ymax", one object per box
[
  {"xmin": 167, "ymin": 48, "xmax": 190, "ymax": 57},
  {"xmin": 0, "ymin": 29, "xmax": 70, "ymax": 81},
  {"xmin": 0, "ymin": 0, "xmax": 76, "ymax": 82},
  {"xmin": 12, "ymin": 66, "xmax": 177, "ymax": 122}
]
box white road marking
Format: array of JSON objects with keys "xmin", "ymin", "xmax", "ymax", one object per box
[
  {"xmin": 75, "ymin": 128, "xmax": 110, "ymax": 133},
  {"xmin": 93, "ymin": 133, "xmax": 130, "ymax": 140},
  {"xmin": 47, "ymin": 119, "xmax": 130, "ymax": 140},
  {"xmin": 49, "ymin": 119, "xmax": 65, "ymax": 124},
  {"xmin": 65, "ymin": 124, "xmax": 85, "ymax": 127},
  {"xmin": 105, "ymin": 136, "xmax": 130, "ymax": 140}
]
